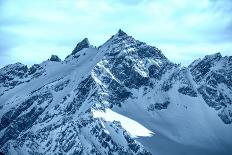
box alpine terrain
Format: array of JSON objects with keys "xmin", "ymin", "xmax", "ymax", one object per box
[{"xmin": 0, "ymin": 30, "xmax": 232, "ymax": 155}]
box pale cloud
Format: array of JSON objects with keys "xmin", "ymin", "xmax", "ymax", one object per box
[{"xmin": 0, "ymin": 0, "xmax": 231, "ymax": 68}]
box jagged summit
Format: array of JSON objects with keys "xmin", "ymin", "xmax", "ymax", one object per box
[
  {"xmin": 117, "ymin": 29, "xmax": 127, "ymax": 37},
  {"xmin": 204, "ymin": 52, "xmax": 222, "ymax": 60},
  {"xmin": 98, "ymin": 29, "xmax": 130, "ymax": 49},
  {"xmin": 189, "ymin": 52, "xmax": 222, "ymax": 68},
  {"xmin": 106, "ymin": 29, "xmax": 128, "ymax": 41},
  {"xmin": 71, "ymin": 38, "xmax": 90, "ymax": 55},
  {"xmin": 49, "ymin": 55, "xmax": 61, "ymax": 62}
]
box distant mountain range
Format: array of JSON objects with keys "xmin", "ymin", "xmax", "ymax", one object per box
[{"xmin": 0, "ymin": 29, "xmax": 232, "ymax": 155}]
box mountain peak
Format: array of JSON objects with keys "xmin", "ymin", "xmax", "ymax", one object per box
[
  {"xmin": 116, "ymin": 29, "xmax": 127, "ymax": 37},
  {"xmin": 71, "ymin": 38, "xmax": 90, "ymax": 55},
  {"xmin": 49, "ymin": 55, "xmax": 61, "ymax": 62},
  {"xmin": 204, "ymin": 52, "xmax": 222, "ymax": 60},
  {"xmin": 189, "ymin": 53, "xmax": 222, "ymax": 68}
]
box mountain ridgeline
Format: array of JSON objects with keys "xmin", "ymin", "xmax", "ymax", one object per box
[{"xmin": 0, "ymin": 30, "xmax": 232, "ymax": 155}]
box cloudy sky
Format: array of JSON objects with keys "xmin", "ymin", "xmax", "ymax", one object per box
[{"xmin": 0, "ymin": 0, "xmax": 232, "ymax": 68}]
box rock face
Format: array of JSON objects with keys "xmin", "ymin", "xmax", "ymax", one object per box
[
  {"xmin": 50, "ymin": 55, "xmax": 61, "ymax": 62},
  {"xmin": 189, "ymin": 53, "xmax": 232, "ymax": 124},
  {"xmin": 0, "ymin": 30, "xmax": 232, "ymax": 155},
  {"xmin": 0, "ymin": 63, "xmax": 45, "ymax": 97},
  {"xmin": 71, "ymin": 38, "xmax": 90, "ymax": 55}
]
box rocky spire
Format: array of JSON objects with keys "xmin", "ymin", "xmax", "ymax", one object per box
[
  {"xmin": 71, "ymin": 38, "xmax": 90, "ymax": 55},
  {"xmin": 49, "ymin": 55, "xmax": 61, "ymax": 62},
  {"xmin": 117, "ymin": 29, "xmax": 127, "ymax": 37}
]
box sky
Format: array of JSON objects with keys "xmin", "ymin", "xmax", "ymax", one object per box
[{"xmin": 0, "ymin": 0, "xmax": 232, "ymax": 68}]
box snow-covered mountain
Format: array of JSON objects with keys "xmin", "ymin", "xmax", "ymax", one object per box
[{"xmin": 0, "ymin": 30, "xmax": 232, "ymax": 155}]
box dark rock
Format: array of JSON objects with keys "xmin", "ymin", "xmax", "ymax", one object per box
[
  {"xmin": 148, "ymin": 101, "xmax": 170, "ymax": 111},
  {"xmin": 137, "ymin": 45, "xmax": 165, "ymax": 60},
  {"xmin": 0, "ymin": 91, "xmax": 53, "ymax": 146},
  {"xmin": 49, "ymin": 55, "xmax": 61, "ymax": 62},
  {"xmin": 117, "ymin": 29, "xmax": 127, "ymax": 37},
  {"xmin": 189, "ymin": 53, "xmax": 232, "ymax": 124},
  {"xmin": 71, "ymin": 38, "xmax": 90, "ymax": 55},
  {"xmin": 178, "ymin": 86, "xmax": 197, "ymax": 97}
]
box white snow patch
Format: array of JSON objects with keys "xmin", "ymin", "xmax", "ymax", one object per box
[
  {"xmin": 134, "ymin": 65, "xmax": 148, "ymax": 77},
  {"xmin": 93, "ymin": 108, "xmax": 154, "ymax": 138},
  {"xmin": 91, "ymin": 72, "xmax": 102, "ymax": 85},
  {"xmin": 97, "ymin": 62, "xmax": 120, "ymax": 83}
]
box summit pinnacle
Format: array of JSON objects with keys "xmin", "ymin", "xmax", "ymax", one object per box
[
  {"xmin": 117, "ymin": 29, "xmax": 127, "ymax": 37},
  {"xmin": 71, "ymin": 38, "xmax": 90, "ymax": 55}
]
